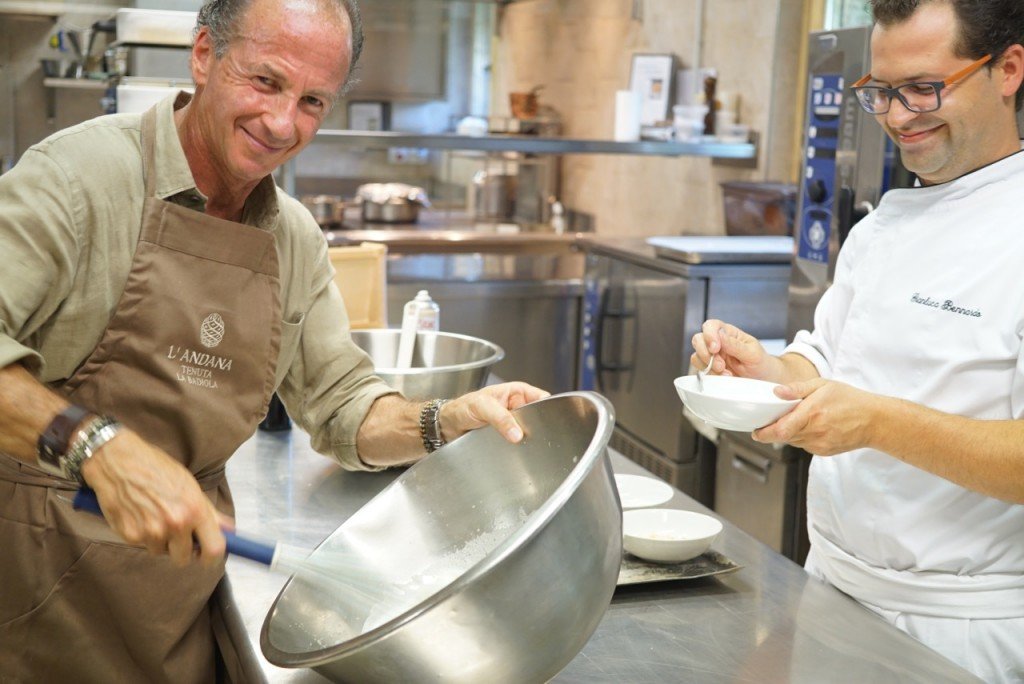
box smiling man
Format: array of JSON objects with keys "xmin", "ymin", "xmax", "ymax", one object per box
[
  {"xmin": 692, "ymin": 1, "xmax": 1024, "ymax": 681},
  {"xmin": 0, "ymin": 0, "xmax": 546, "ymax": 681}
]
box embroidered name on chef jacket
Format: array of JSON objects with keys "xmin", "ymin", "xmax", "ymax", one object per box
[{"xmin": 910, "ymin": 292, "xmax": 982, "ymax": 318}]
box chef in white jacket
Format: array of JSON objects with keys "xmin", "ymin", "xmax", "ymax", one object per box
[{"xmin": 694, "ymin": 1, "xmax": 1024, "ymax": 681}]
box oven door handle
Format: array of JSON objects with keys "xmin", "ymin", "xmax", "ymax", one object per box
[
  {"xmin": 731, "ymin": 450, "xmax": 772, "ymax": 484},
  {"xmin": 594, "ymin": 287, "xmax": 635, "ymax": 392}
]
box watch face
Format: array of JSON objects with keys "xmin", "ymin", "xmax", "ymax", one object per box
[{"xmin": 37, "ymin": 405, "xmax": 91, "ymax": 477}]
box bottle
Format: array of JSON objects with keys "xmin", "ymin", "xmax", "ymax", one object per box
[
  {"xmin": 396, "ymin": 290, "xmax": 440, "ymax": 369},
  {"xmin": 550, "ymin": 199, "xmax": 566, "ymax": 235}
]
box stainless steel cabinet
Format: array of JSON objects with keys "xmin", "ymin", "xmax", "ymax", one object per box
[
  {"xmin": 579, "ymin": 239, "xmax": 791, "ymax": 506},
  {"xmin": 386, "ymin": 252, "xmax": 583, "ymax": 394},
  {"xmin": 715, "ymin": 431, "xmax": 810, "ymax": 562}
]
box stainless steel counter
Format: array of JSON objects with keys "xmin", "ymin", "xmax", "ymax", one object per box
[{"xmin": 224, "ymin": 428, "xmax": 978, "ymax": 683}]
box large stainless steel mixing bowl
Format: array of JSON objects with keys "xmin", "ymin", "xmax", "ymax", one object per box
[
  {"xmin": 351, "ymin": 329, "xmax": 504, "ymax": 400},
  {"xmin": 261, "ymin": 392, "xmax": 621, "ymax": 683}
]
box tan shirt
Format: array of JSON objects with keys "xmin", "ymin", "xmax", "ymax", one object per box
[{"xmin": 0, "ymin": 93, "xmax": 395, "ymax": 470}]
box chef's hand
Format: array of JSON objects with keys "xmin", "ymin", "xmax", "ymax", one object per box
[
  {"xmin": 752, "ymin": 378, "xmax": 877, "ymax": 455},
  {"xmin": 440, "ymin": 382, "xmax": 550, "ymax": 444},
  {"xmin": 79, "ymin": 429, "xmax": 228, "ymax": 567},
  {"xmin": 691, "ymin": 320, "xmax": 776, "ymax": 381}
]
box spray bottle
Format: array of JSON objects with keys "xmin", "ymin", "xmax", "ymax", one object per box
[{"xmin": 396, "ymin": 290, "xmax": 440, "ymax": 369}]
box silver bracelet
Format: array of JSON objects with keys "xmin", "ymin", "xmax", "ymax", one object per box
[
  {"xmin": 62, "ymin": 416, "xmax": 122, "ymax": 483},
  {"xmin": 419, "ymin": 399, "xmax": 448, "ymax": 453}
]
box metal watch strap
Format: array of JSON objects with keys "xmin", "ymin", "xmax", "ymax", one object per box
[
  {"xmin": 37, "ymin": 404, "xmax": 91, "ymax": 477},
  {"xmin": 61, "ymin": 416, "xmax": 122, "ymax": 483},
  {"xmin": 419, "ymin": 399, "xmax": 448, "ymax": 453}
]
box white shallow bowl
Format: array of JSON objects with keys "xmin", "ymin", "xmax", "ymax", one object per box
[
  {"xmin": 674, "ymin": 374, "xmax": 799, "ymax": 432},
  {"xmin": 622, "ymin": 509, "xmax": 723, "ymax": 563},
  {"xmin": 615, "ymin": 474, "xmax": 674, "ymax": 510}
]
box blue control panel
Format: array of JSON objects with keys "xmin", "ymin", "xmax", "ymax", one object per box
[
  {"xmin": 578, "ymin": 272, "xmax": 599, "ymax": 391},
  {"xmin": 798, "ymin": 73, "xmax": 843, "ymax": 264}
]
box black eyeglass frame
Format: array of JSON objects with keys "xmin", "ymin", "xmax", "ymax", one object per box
[{"xmin": 850, "ymin": 53, "xmax": 993, "ymax": 114}]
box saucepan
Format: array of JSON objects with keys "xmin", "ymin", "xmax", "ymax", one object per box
[
  {"xmin": 261, "ymin": 391, "xmax": 622, "ymax": 683},
  {"xmin": 356, "ymin": 183, "xmax": 431, "ymax": 224},
  {"xmin": 301, "ymin": 194, "xmax": 347, "ymax": 227}
]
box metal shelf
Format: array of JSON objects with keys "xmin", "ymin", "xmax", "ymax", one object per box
[
  {"xmin": 43, "ymin": 77, "xmax": 108, "ymax": 90},
  {"xmin": 0, "ymin": 2, "xmax": 115, "ymax": 18},
  {"xmin": 313, "ymin": 129, "xmax": 757, "ymax": 159},
  {"xmin": 109, "ymin": 40, "xmax": 191, "ymax": 50}
]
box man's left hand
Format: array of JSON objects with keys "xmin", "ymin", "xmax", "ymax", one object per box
[
  {"xmin": 440, "ymin": 382, "xmax": 550, "ymax": 444},
  {"xmin": 752, "ymin": 378, "xmax": 877, "ymax": 455}
]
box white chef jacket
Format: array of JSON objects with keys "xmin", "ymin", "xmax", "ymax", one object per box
[{"xmin": 786, "ymin": 149, "xmax": 1024, "ymax": 620}]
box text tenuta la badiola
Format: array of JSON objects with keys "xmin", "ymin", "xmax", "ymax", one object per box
[
  {"xmin": 166, "ymin": 346, "xmax": 234, "ymax": 371},
  {"xmin": 910, "ymin": 293, "xmax": 982, "ymax": 318}
]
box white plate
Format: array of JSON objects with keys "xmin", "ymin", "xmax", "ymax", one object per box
[{"xmin": 615, "ymin": 474, "xmax": 674, "ymax": 510}]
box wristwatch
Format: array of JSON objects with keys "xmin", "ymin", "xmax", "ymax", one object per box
[
  {"xmin": 37, "ymin": 404, "xmax": 90, "ymax": 477},
  {"xmin": 37, "ymin": 406, "xmax": 122, "ymax": 483},
  {"xmin": 63, "ymin": 416, "xmax": 122, "ymax": 483},
  {"xmin": 419, "ymin": 399, "xmax": 449, "ymax": 453}
]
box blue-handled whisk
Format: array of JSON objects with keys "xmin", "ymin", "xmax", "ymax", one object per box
[{"xmin": 71, "ymin": 488, "xmax": 392, "ymax": 608}]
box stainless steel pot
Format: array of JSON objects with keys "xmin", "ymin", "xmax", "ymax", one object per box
[
  {"xmin": 261, "ymin": 392, "xmax": 621, "ymax": 683},
  {"xmin": 360, "ymin": 199, "xmax": 420, "ymax": 224},
  {"xmin": 301, "ymin": 195, "xmax": 346, "ymax": 226},
  {"xmin": 356, "ymin": 183, "xmax": 430, "ymax": 224},
  {"xmin": 471, "ymin": 170, "xmax": 517, "ymax": 221},
  {"xmin": 350, "ymin": 329, "xmax": 503, "ymax": 400}
]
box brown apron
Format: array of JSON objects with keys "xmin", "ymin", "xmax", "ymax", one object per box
[{"xmin": 0, "ymin": 104, "xmax": 281, "ymax": 683}]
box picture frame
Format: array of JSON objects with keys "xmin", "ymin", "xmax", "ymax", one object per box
[
  {"xmin": 629, "ymin": 53, "xmax": 678, "ymax": 125},
  {"xmin": 347, "ymin": 101, "xmax": 391, "ymax": 131}
]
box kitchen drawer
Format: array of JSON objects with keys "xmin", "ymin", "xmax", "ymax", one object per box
[{"xmin": 715, "ymin": 432, "xmax": 791, "ymax": 553}]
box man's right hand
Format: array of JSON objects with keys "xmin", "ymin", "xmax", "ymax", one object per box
[
  {"xmin": 79, "ymin": 430, "xmax": 227, "ymax": 567},
  {"xmin": 691, "ymin": 319, "xmax": 776, "ymax": 381}
]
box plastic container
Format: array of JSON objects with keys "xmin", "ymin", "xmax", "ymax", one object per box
[
  {"xmin": 720, "ymin": 181, "xmax": 797, "ymax": 237},
  {"xmin": 717, "ymin": 123, "xmax": 751, "ymax": 144},
  {"xmin": 328, "ymin": 242, "xmax": 388, "ymax": 329},
  {"xmin": 115, "ymin": 8, "xmax": 196, "ymax": 47}
]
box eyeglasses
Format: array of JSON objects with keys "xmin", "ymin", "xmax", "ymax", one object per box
[{"xmin": 850, "ymin": 54, "xmax": 993, "ymax": 114}]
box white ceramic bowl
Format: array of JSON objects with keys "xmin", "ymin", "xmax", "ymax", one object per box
[
  {"xmin": 674, "ymin": 374, "xmax": 799, "ymax": 432},
  {"xmin": 622, "ymin": 509, "xmax": 723, "ymax": 563},
  {"xmin": 614, "ymin": 474, "xmax": 674, "ymax": 510}
]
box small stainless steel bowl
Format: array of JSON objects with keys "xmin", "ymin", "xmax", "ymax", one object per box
[
  {"xmin": 351, "ymin": 329, "xmax": 504, "ymax": 400},
  {"xmin": 261, "ymin": 391, "xmax": 621, "ymax": 683}
]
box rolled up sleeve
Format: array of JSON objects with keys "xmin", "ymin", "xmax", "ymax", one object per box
[
  {"xmin": 0, "ymin": 149, "xmax": 80, "ymax": 374},
  {"xmin": 275, "ymin": 238, "xmax": 396, "ymax": 471}
]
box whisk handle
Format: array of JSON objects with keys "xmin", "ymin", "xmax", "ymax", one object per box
[
  {"xmin": 223, "ymin": 531, "xmax": 275, "ymax": 566},
  {"xmin": 72, "ymin": 487, "xmax": 103, "ymax": 515},
  {"xmin": 73, "ymin": 488, "xmax": 276, "ymax": 566}
]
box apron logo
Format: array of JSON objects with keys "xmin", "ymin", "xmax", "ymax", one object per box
[{"xmin": 199, "ymin": 313, "xmax": 226, "ymax": 348}]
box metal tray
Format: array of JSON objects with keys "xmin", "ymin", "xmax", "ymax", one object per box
[
  {"xmin": 617, "ymin": 550, "xmax": 741, "ymax": 586},
  {"xmin": 646, "ymin": 235, "xmax": 793, "ymax": 264}
]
